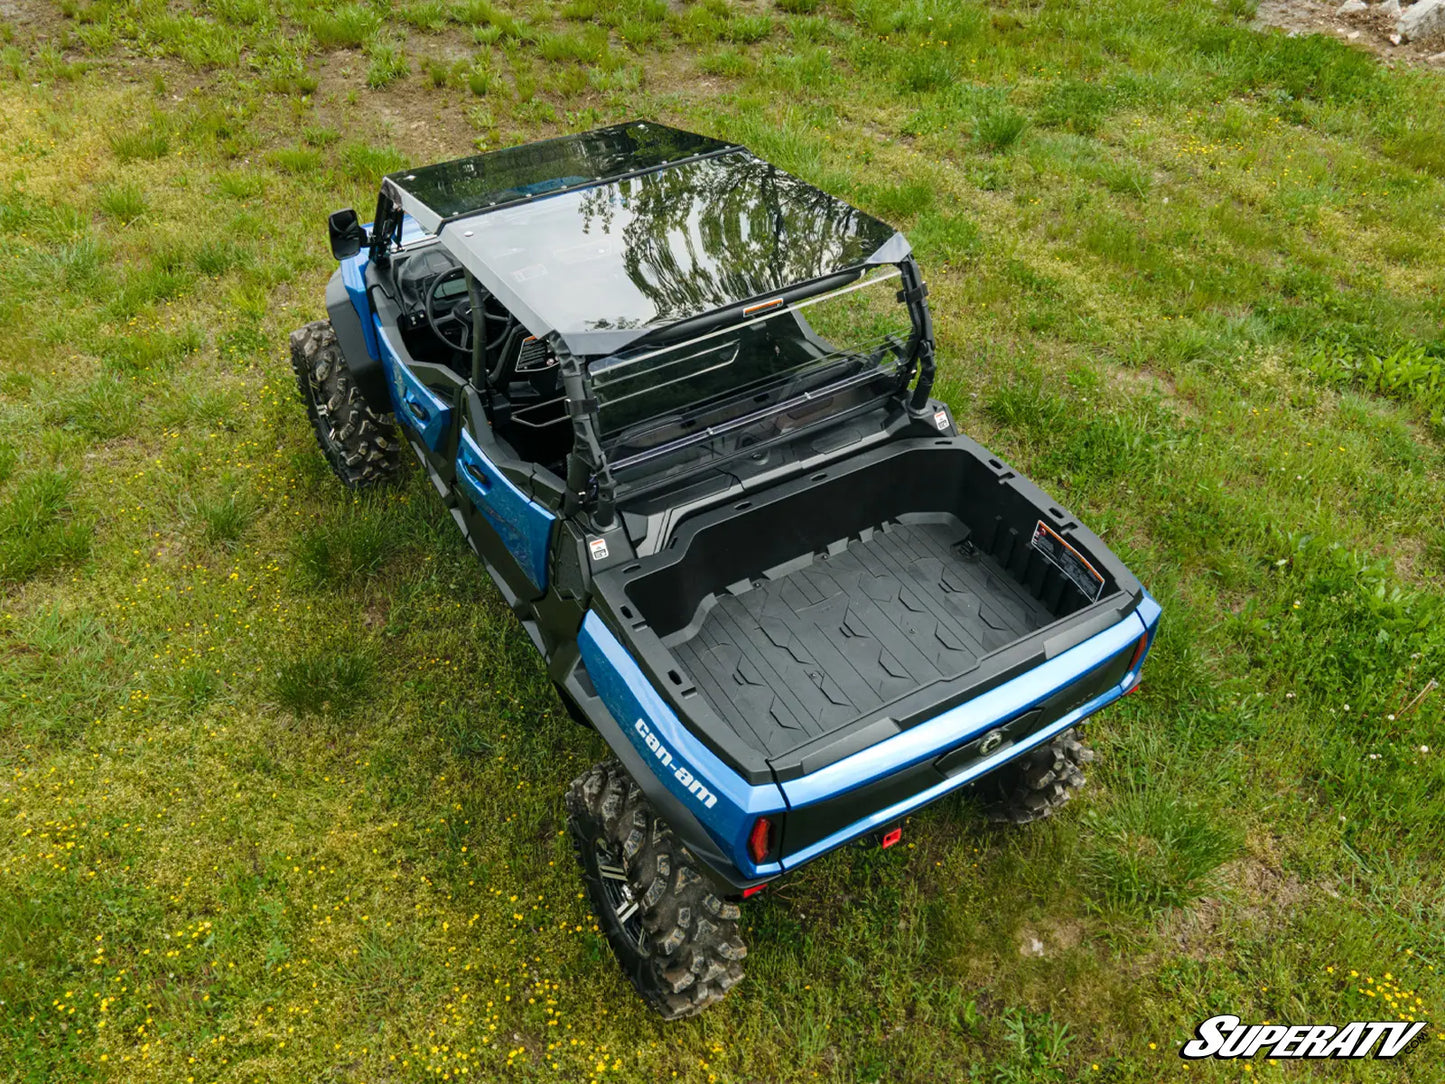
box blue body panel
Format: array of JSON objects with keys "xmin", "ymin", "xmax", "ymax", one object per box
[
  {"xmin": 339, "ymin": 250, "xmax": 380, "ymax": 361},
  {"xmin": 346, "ymin": 213, "xmax": 552, "ymax": 589},
  {"xmin": 456, "ymin": 429, "xmax": 556, "ymax": 592},
  {"xmin": 578, "ymin": 612, "xmax": 788, "ymax": 880},
  {"xmin": 375, "ymin": 316, "xmax": 452, "ymax": 454},
  {"xmin": 1134, "ymin": 591, "xmax": 1162, "ymax": 678},
  {"xmin": 581, "ymin": 600, "xmax": 1160, "ymax": 878},
  {"xmin": 339, "ymin": 214, "xmax": 432, "ymax": 362}
]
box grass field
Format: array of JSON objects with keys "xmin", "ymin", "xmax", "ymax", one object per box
[{"xmin": 2, "ymin": 0, "xmax": 1445, "ymax": 1080}]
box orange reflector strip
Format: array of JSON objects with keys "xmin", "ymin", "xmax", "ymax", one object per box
[{"xmin": 743, "ymin": 297, "xmax": 784, "ymax": 317}]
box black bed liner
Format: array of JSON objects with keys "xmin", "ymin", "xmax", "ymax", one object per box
[
  {"xmin": 670, "ymin": 517, "xmax": 1053, "ymax": 759},
  {"xmin": 595, "ymin": 435, "xmax": 1145, "ymax": 783}
]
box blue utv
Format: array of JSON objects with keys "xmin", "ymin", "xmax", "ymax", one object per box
[{"xmin": 290, "ymin": 121, "xmax": 1160, "ymax": 1018}]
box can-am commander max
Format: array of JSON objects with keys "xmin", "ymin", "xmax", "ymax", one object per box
[{"xmin": 290, "ymin": 121, "xmax": 1160, "ymax": 1018}]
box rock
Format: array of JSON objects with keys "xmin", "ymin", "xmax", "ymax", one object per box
[
  {"xmin": 1399, "ymin": 0, "xmax": 1445, "ymax": 41},
  {"xmin": 1337, "ymin": 0, "xmax": 1366, "ymax": 12},
  {"xmin": 1380, "ymin": 0, "xmax": 1401, "ymax": 16},
  {"xmin": 1390, "ymin": 31, "xmax": 1403, "ymax": 41},
  {"xmin": 1348, "ymin": 29, "xmax": 1362, "ymax": 37},
  {"xmin": 1430, "ymin": 49, "xmax": 1445, "ymax": 62}
]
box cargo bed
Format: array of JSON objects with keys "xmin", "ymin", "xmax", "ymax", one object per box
[
  {"xmin": 594, "ymin": 436, "xmax": 1143, "ymax": 783},
  {"xmin": 671, "ymin": 516, "xmax": 1054, "ymax": 756}
]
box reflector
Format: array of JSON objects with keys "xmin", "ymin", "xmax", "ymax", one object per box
[{"xmin": 748, "ymin": 817, "xmax": 774, "ymax": 863}]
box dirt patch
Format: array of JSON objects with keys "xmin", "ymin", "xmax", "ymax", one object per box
[
  {"xmin": 0, "ymin": 0, "xmax": 68, "ymax": 36},
  {"xmin": 1016, "ymin": 916, "xmax": 1088, "ymax": 957},
  {"xmin": 1387, "ymin": 533, "xmax": 1428, "ymax": 585},
  {"xmin": 1229, "ymin": 854, "xmax": 1316, "ymax": 912},
  {"xmin": 1106, "ymin": 364, "xmax": 1176, "ymax": 395},
  {"xmin": 306, "ymin": 52, "xmax": 479, "ymax": 162},
  {"xmin": 1157, "ymin": 892, "xmax": 1229, "ymax": 961},
  {"xmin": 1254, "ymin": 0, "xmax": 1445, "ymax": 68},
  {"xmin": 1106, "ymin": 364, "xmax": 1214, "ymax": 428},
  {"xmin": 1155, "ymin": 855, "xmax": 1326, "ymax": 961},
  {"xmin": 361, "ymin": 600, "xmax": 389, "ymax": 630}
]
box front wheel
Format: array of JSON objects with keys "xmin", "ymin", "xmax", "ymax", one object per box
[
  {"xmin": 289, "ymin": 320, "xmax": 400, "ymax": 489},
  {"xmin": 565, "ymin": 760, "xmax": 747, "ymax": 1019}
]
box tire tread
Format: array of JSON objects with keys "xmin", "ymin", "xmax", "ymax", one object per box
[
  {"xmin": 289, "ymin": 320, "xmax": 400, "ymax": 490},
  {"xmin": 565, "ymin": 760, "xmax": 746, "ymax": 1020}
]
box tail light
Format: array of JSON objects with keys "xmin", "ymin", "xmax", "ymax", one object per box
[
  {"xmin": 1128, "ymin": 631, "xmax": 1150, "ymax": 672},
  {"xmin": 747, "ymin": 816, "xmax": 776, "ymax": 864},
  {"xmin": 1124, "ymin": 631, "xmax": 1150, "ymax": 693}
]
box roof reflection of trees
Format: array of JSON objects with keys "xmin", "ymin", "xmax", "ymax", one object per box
[{"xmin": 574, "ymin": 154, "xmax": 890, "ymax": 323}]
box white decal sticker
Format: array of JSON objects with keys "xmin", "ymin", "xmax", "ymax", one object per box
[
  {"xmin": 634, "ymin": 718, "xmax": 718, "ymax": 810},
  {"xmin": 588, "ymin": 537, "xmax": 609, "ymax": 561}
]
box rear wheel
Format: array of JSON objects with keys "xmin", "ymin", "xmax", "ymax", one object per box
[
  {"xmin": 565, "ymin": 760, "xmax": 747, "ymax": 1019},
  {"xmin": 289, "ymin": 320, "xmax": 400, "ymax": 489},
  {"xmin": 984, "ymin": 728, "xmax": 1095, "ymax": 825}
]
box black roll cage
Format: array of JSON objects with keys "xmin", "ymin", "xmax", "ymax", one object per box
[
  {"xmin": 372, "ymin": 185, "xmax": 937, "ymax": 532},
  {"xmin": 551, "ymin": 255, "xmax": 936, "ymax": 530}
]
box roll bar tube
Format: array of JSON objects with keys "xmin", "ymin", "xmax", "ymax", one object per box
[
  {"xmin": 555, "ymin": 337, "xmax": 617, "ymax": 529},
  {"xmin": 898, "ymin": 257, "xmax": 936, "ymax": 414}
]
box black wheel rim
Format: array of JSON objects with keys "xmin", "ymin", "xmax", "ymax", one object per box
[{"xmin": 593, "ymin": 837, "xmax": 646, "ymax": 951}]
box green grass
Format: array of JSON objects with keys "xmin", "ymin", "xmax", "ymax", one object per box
[
  {"xmin": 1, "ymin": 0, "xmax": 1444, "ymax": 1081},
  {"xmin": 365, "ymin": 37, "xmax": 411, "ymax": 90}
]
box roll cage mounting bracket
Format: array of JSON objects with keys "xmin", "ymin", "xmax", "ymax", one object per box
[{"xmin": 555, "ymin": 336, "xmax": 618, "ymax": 530}]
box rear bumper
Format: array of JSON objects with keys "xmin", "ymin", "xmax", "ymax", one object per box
[
  {"xmin": 573, "ymin": 593, "xmax": 1159, "ymax": 887},
  {"xmin": 777, "ymin": 593, "xmax": 1157, "ymax": 865}
]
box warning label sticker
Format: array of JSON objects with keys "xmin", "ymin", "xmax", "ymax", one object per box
[{"xmin": 1031, "ymin": 521, "xmax": 1105, "ymax": 603}]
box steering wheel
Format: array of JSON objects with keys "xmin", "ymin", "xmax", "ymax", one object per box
[{"xmin": 425, "ymin": 267, "xmax": 472, "ymax": 353}]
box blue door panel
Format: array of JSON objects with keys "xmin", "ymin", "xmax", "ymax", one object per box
[
  {"xmin": 373, "ymin": 318, "xmax": 451, "ymax": 453},
  {"xmin": 456, "ymin": 429, "xmax": 555, "ymax": 591}
]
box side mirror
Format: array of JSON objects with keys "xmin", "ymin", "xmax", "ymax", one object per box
[{"xmin": 328, "ymin": 208, "xmax": 368, "ymax": 261}]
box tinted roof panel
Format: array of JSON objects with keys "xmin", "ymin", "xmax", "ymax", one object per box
[
  {"xmin": 439, "ymin": 148, "xmax": 906, "ymax": 356},
  {"xmin": 386, "ymin": 121, "xmax": 734, "ymax": 230}
]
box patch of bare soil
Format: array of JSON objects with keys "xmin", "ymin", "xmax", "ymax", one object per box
[
  {"xmin": 1105, "ymin": 363, "xmax": 1202, "ymax": 418},
  {"xmin": 307, "ymin": 52, "xmax": 479, "ymax": 163},
  {"xmin": 0, "ymin": 0, "xmax": 66, "ymax": 33},
  {"xmin": 1016, "ymin": 916, "xmax": 1088, "ymax": 958},
  {"xmin": 1254, "ymin": 0, "xmax": 1445, "ymax": 69},
  {"xmin": 1157, "ymin": 855, "xmax": 1327, "ymax": 961}
]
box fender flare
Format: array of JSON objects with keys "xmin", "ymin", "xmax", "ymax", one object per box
[
  {"xmin": 556, "ymin": 658, "xmax": 766, "ymax": 893},
  {"xmin": 325, "ymin": 270, "xmax": 391, "ymax": 414}
]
